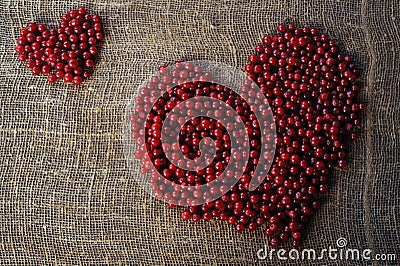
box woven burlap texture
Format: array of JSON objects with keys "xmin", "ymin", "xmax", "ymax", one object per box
[{"xmin": 1, "ymin": 0, "xmax": 399, "ymax": 265}]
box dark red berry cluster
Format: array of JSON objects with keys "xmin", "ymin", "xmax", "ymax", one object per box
[
  {"xmin": 242, "ymin": 24, "xmax": 364, "ymax": 247},
  {"xmin": 131, "ymin": 61, "xmax": 274, "ymax": 205},
  {"xmin": 15, "ymin": 6, "xmax": 103, "ymax": 85},
  {"xmin": 131, "ymin": 24, "xmax": 364, "ymax": 248},
  {"xmin": 131, "ymin": 61, "xmax": 275, "ymax": 223}
]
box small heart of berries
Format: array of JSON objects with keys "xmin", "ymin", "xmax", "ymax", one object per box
[{"xmin": 15, "ymin": 6, "xmax": 103, "ymax": 85}]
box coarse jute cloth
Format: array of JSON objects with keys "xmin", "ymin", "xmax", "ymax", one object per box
[{"xmin": 0, "ymin": 0, "xmax": 399, "ymax": 265}]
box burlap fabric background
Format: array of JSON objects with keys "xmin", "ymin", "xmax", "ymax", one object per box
[{"xmin": 1, "ymin": 0, "xmax": 399, "ymax": 265}]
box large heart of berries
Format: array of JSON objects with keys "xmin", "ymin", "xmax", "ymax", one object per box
[{"xmin": 129, "ymin": 24, "xmax": 364, "ymax": 247}]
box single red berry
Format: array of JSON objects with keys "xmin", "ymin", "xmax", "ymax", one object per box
[
  {"xmin": 26, "ymin": 60, "xmax": 35, "ymax": 68},
  {"xmin": 41, "ymin": 64, "xmax": 51, "ymax": 74},
  {"xmin": 85, "ymin": 59, "xmax": 94, "ymax": 68},
  {"xmin": 55, "ymin": 70, "xmax": 65, "ymax": 79},
  {"xmin": 73, "ymin": 75, "xmax": 82, "ymax": 85},
  {"xmin": 37, "ymin": 24, "xmax": 47, "ymax": 32},
  {"xmin": 26, "ymin": 22, "xmax": 38, "ymax": 33},
  {"xmin": 92, "ymin": 14, "xmax": 101, "ymax": 23},
  {"xmin": 277, "ymin": 24, "xmax": 287, "ymax": 33},
  {"xmin": 18, "ymin": 54, "xmax": 28, "ymax": 62},
  {"xmin": 68, "ymin": 59, "xmax": 79, "ymax": 68},
  {"xmin": 64, "ymin": 73, "xmax": 73, "ymax": 82},
  {"xmin": 89, "ymin": 46, "xmax": 98, "ymax": 55},
  {"xmin": 95, "ymin": 32, "xmax": 104, "ymax": 41},
  {"xmin": 32, "ymin": 66, "xmax": 41, "ymax": 75},
  {"xmin": 47, "ymin": 74, "xmax": 57, "ymax": 83},
  {"xmin": 15, "ymin": 45, "xmax": 25, "ymax": 54},
  {"xmin": 78, "ymin": 6, "xmax": 87, "ymax": 15},
  {"xmin": 93, "ymin": 23, "xmax": 102, "ymax": 32},
  {"xmin": 69, "ymin": 10, "xmax": 79, "ymax": 18}
]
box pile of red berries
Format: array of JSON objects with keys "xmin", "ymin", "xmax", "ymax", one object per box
[
  {"xmin": 130, "ymin": 24, "xmax": 364, "ymax": 247},
  {"xmin": 15, "ymin": 6, "xmax": 103, "ymax": 85},
  {"xmin": 242, "ymin": 24, "xmax": 364, "ymax": 246},
  {"xmin": 131, "ymin": 61, "xmax": 275, "ymax": 206}
]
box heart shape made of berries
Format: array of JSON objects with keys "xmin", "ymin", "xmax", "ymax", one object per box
[
  {"xmin": 129, "ymin": 24, "xmax": 365, "ymax": 248},
  {"xmin": 15, "ymin": 6, "xmax": 103, "ymax": 85}
]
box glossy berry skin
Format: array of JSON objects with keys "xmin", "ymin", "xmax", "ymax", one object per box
[
  {"xmin": 14, "ymin": 6, "xmax": 103, "ymax": 84},
  {"xmin": 47, "ymin": 74, "xmax": 57, "ymax": 83}
]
